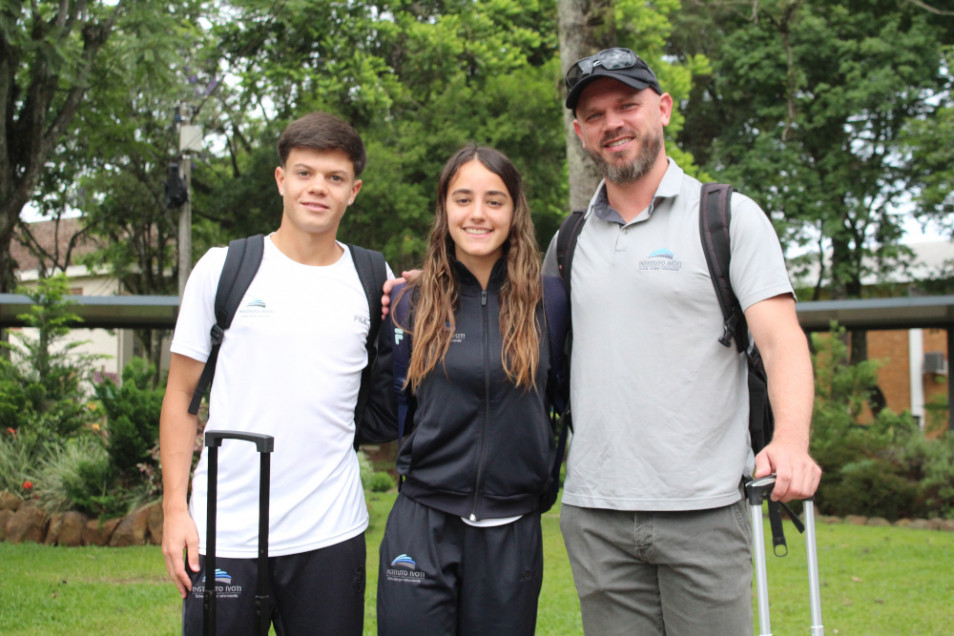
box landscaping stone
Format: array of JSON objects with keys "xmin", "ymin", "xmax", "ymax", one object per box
[
  {"xmin": 0, "ymin": 509, "xmax": 13, "ymax": 541},
  {"xmin": 845, "ymin": 515, "xmax": 868, "ymax": 526},
  {"xmin": 909, "ymin": 519, "xmax": 933, "ymax": 530},
  {"xmin": 109, "ymin": 505, "xmax": 151, "ymax": 547},
  {"xmin": 44, "ymin": 512, "xmax": 65, "ymax": 545},
  {"xmin": 940, "ymin": 519, "xmax": 954, "ymax": 532},
  {"xmin": 146, "ymin": 502, "xmax": 163, "ymax": 545},
  {"xmin": 57, "ymin": 511, "xmax": 89, "ymax": 547},
  {"xmin": 0, "ymin": 490, "xmax": 22, "ymax": 511},
  {"xmin": 83, "ymin": 517, "xmax": 121, "ymax": 546},
  {"xmin": 894, "ymin": 518, "xmax": 913, "ymax": 528},
  {"xmin": 7, "ymin": 504, "xmax": 47, "ymax": 544},
  {"xmin": 866, "ymin": 517, "xmax": 890, "ymax": 527}
]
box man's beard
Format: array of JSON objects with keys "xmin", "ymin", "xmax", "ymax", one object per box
[{"xmin": 586, "ymin": 127, "xmax": 663, "ymax": 185}]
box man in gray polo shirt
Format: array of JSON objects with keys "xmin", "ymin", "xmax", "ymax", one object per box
[{"xmin": 542, "ymin": 48, "xmax": 821, "ymax": 635}]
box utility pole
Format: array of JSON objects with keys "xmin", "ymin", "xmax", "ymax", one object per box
[{"xmin": 177, "ymin": 104, "xmax": 203, "ymax": 296}]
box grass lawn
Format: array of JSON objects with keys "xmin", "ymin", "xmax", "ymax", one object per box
[{"xmin": 1, "ymin": 492, "xmax": 951, "ymax": 635}]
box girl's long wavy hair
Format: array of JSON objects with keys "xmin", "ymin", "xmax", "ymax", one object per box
[{"xmin": 397, "ymin": 145, "xmax": 542, "ymax": 392}]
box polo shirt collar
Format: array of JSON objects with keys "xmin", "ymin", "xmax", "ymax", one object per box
[{"xmin": 589, "ymin": 158, "xmax": 685, "ymax": 224}]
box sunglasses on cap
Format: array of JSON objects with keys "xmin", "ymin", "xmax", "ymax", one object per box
[{"xmin": 565, "ymin": 48, "xmax": 646, "ymax": 90}]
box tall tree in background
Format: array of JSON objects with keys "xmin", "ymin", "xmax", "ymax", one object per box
[
  {"xmin": 0, "ymin": 0, "xmax": 126, "ymax": 292},
  {"xmin": 197, "ymin": 0, "xmax": 567, "ymax": 271},
  {"xmin": 558, "ymin": 0, "xmax": 616, "ymax": 210},
  {"xmin": 673, "ymin": 0, "xmax": 950, "ymax": 363},
  {"xmin": 557, "ymin": 0, "xmax": 707, "ymax": 211}
]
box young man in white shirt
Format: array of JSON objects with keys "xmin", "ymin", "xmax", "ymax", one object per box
[{"xmin": 160, "ymin": 111, "xmax": 394, "ymax": 635}]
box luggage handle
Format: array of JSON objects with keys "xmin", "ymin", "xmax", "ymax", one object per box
[
  {"xmin": 203, "ymin": 431, "xmax": 274, "ymax": 636},
  {"xmin": 745, "ymin": 475, "xmax": 824, "ymax": 636}
]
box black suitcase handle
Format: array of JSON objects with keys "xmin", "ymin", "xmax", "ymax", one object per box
[{"xmin": 203, "ymin": 431, "xmax": 274, "ymax": 636}]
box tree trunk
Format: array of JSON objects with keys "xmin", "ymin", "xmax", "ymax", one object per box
[{"xmin": 558, "ymin": 0, "xmax": 616, "ymax": 211}]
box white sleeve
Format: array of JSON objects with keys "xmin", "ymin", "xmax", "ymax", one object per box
[{"xmin": 169, "ymin": 247, "xmax": 228, "ymax": 363}]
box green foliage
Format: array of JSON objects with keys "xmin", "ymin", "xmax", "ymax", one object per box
[
  {"xmin": 194, "ymin": 0, "xmax": 566, "ymax": 271},
  {"xmin": 357, "ymin": 449, "xmax": 374, "ymax": 490},
  {"xmin": 810, "ymin": 324, "xmax": 954, "ymax": 519},
  {"xmin": 0, "ymin": 275, "xmax": 102, "ymax": 441},
  {"xmin": 0, "ymin": 429, "xmax": 40, "ymax": 497},
  {"xmin": 368, "ymin": 470, "xmax": 396, "ymax": 493},
  {"xmin": 93, "ymin": 358, "xmax": 164, "ymax": 480},
  {"xmin": 33, "ymin": 435, "xmax": 117, "ymax": 517},
  {"xmin": 672, "ymin": 0, "xmax": 950, "ymax": 295}
]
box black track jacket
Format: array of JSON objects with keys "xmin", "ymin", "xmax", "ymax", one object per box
[{"xmin": 395, "ymin": 258, "xmax": 557, "ymax": 521}]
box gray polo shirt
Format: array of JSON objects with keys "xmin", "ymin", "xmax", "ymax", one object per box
[{"xmin": 543, "ymin": 159, "xmax": 794, "ymax": 511}]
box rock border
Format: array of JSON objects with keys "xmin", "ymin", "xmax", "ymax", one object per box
[
  {"xmin": 1, "ymin": 493, "xmax": 163, "ymax": 547},
  {"xmin": 2, "ymin": 491, "xmax": 953, "ymax": 547}
]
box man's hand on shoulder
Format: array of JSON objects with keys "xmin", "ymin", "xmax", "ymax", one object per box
[{"xmin": 381, "ymin": 270, "xmax": 421, "ymax": 319}]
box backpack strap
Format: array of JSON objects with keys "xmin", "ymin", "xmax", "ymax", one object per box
[
  {"xmin": 348, "ymin": 244, "xmax": 389, "ymax": 449},
  {"xmin": 541, "ymin": 275, "xmax": 571, "ymax": 511},
  {"xmin": 699, "ymin": 184, "xmax": 800, "ymax": 555},
  {"xmin": 389, "ymin": 282, "xmax": 413, "ymax": 444},
  {"xmin": 556, "ymin": 210, "xmax": 587, "ymax": 294},
  {"xmin": 699, "ymin": 183, "xmax": 750, "ymax": 352},
  {"xmin": 188, "ymin": 234, "xmax": 265, "ymax": 415}
]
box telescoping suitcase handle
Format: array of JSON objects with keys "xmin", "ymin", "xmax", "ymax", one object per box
[
  {"xmin": 745, "ymin": 475, "xmax": 824, "ymax": 636},
  {"xmin": 203, "ymin": 431, "xmax": 274, "ymax": 636}
]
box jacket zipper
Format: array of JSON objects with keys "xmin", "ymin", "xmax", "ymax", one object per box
[{"xmin": 469, "ymin": 289, "xmax": 491, "ymax": 522}]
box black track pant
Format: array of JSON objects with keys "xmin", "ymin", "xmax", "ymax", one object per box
[
  {"xmin": 377, "ymin": 494, "xmax": 543, "ymax": 636},
  {"xmin": 182, "ymin": 532, "xmax": 366, "ymax": 636}
]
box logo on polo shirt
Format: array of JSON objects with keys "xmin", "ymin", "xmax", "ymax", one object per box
[
  {"xmin": 639, "ymin": 247, "xmax": 683, "ymax": 272},
  {"xmin": 385, "ymin": 553, "xmax": 427, "ymax": 583}
]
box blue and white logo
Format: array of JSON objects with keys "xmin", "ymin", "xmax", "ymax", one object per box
[
  {"xmin": 246, "ymin": 299, "xmax": 266, "ymax": 309},
  {"xmin": 201, "ymin": 568, "xmax": 233, "ymax": 584},
  {"xmin": 390, "ymin": 554, "xmax": 416, "ymax": 570},
  {"xmin": 640, "ymin": 247, "xmax": 683, "ymax": 272},
  {"xmin": 648, "ymin": 248, "xmax": 675, "ymax": 260},
  {"xmin": 385, "ymin": 553, "xmax": 427, "ymax": 583}
]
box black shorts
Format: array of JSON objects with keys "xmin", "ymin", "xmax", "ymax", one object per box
[{"xmin": 182, "ymin": 533, "xmax": 366, "ymax": 636}]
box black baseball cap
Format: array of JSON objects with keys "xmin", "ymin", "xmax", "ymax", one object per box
[{"xmin": 565, "ymin": 47, "xmax": 662, "ymax": 111}]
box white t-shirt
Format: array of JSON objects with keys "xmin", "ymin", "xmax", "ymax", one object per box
[{"xmin": 172, "ymin": 236, "xmax": 389, "ymax": 557}]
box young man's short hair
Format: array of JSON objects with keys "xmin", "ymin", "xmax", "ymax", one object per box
[{"xmin": 277, "ymin": 112, "xmax": 367, "ymax": 177}]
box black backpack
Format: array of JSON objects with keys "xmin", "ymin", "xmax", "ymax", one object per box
[
  {"xmin": 186, "ymin": 234, "xmax": 390, "ymax": 450},
  {"xmin": 556, "ymin": 183, "xmax": 803, "ymax": 554}
]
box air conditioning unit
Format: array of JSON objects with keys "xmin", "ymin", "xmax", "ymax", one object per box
[{"xmin": 923, "ymin": 352, "xmax": 949, "ymax": 376}]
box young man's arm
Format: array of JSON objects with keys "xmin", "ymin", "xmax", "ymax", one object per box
[
  {"xmin": 159, "ymin": 353, "xmax": 206, "ymax": 599},
  {"xmin": 745, "ymin": 295, "xmax": 822, "ymax": 503}
]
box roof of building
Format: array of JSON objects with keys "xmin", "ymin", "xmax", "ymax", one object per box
[{"xmin": 11, "ymin": 217, "xmax": 102, "ymax": 274}]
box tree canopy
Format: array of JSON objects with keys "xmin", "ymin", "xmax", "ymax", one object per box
[{"xmin": 5, "ymin": 0, "xmax": 952, "ymax": 299}]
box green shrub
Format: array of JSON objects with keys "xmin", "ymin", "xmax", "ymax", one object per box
[
  {"xmin": 34, "ymin": 436, "xmax": 111, "ymax": 514},
  {"xmin": 0, "ymin": 275, "xmax": 103, "ymax": 441},
  {"xmin": 369, "ymin": 471, "xmax": 396, "ymax": 493},
  {"xmin": 809, "ymin": 324, "xmax": 954, "ymax": 520},
  {"xmin": 93, "ymin": 357, "xmax": 164, "ymax": 483},
  {"xmin": 357, "ymin": 449, "xmax": 374, "ymax": 490},
  {"xmin": 0, "ymin": 430, "xmax": 41, "ymax": 496}
]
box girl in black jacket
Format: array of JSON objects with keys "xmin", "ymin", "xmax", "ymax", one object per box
[{"xmin": 377, "ymin": 146, "xmax": 566, "ymax": 636}]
